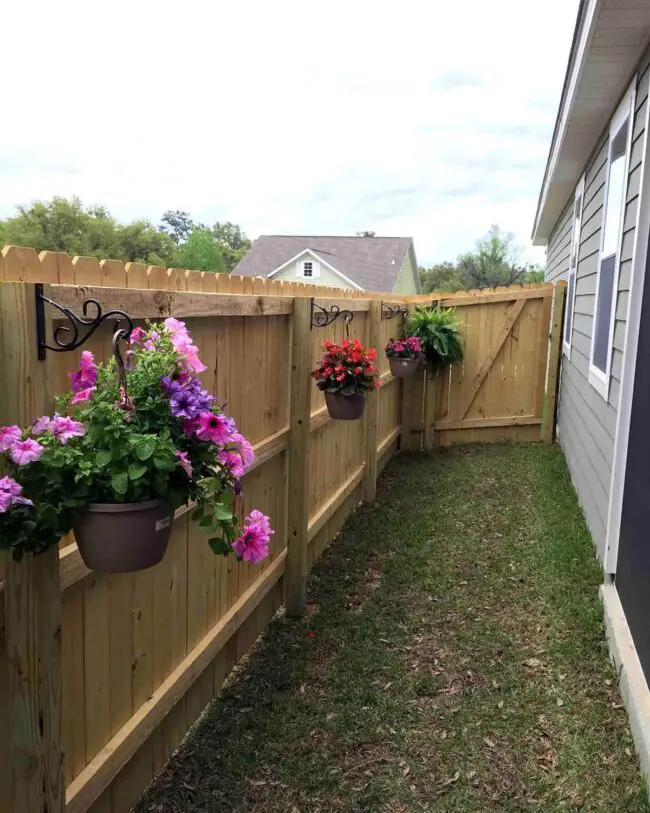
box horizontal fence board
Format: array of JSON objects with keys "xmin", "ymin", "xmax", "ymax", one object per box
[{"xmin": 50, "ymin": 285, "xmax": 294, "ymax": 318}]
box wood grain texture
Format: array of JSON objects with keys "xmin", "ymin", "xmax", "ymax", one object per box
[
  {"xmin": 362, "ymin": 300, "xmax": 382, "ymax": 504},
  {"xmin": 65, "ymin": 553, "xmax": 286, "ymax": 813},
  {"xmin": 286, "ymin": 298, "xmax": 313, "ymax": 617},
  {"xmin": 0, "ymin": 283, "xmax": 65, "ymax": 813}
]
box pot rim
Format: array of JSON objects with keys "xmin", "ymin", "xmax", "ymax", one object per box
[
  {"xmin": 76, "ymin": 498, "xmax": 172, "ymax": 514},
  {"xmin": 325, "ymin": 391, "xmax": 366, "ymax": 400}
]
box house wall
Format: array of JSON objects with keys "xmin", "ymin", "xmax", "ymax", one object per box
[
  {"xmin": 545, "ymin": 47, "xmax": 650, "ymax": 560},
  {"xmin": 272, "ymin": 251, "xmax": 352, "ymax": 289},
  {"xmin": 392, "ymin": 245, "xmax": 420, "ymax": 295}
]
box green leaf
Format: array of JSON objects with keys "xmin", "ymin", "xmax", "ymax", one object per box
[
  {"xmin": 95, "ymin": 449, "xmax": 112, "ymax": 468},
  {"xmin": 128, "ymin": 462, "xmax": 148, "ymax": 481},
  {"xmin": 208, "ymin": 537, "xmax": 231, "ymax": 556},
  {"xmin": 199, "ymin": 514, "xmax": 214, "ymax": 529},
  {"xmin": 192, "ymin": 505, "xmax": 205, "ymax": 522},
  {"xmin": 213, "ymin": 505, "xmax": 234, "ymax": 522},
  {"xmin": 111, "ymin": 471, "xmax": 129, "ymax": 495},
  {"xmin": 153, "ymin": 455, "xmax": 175, "ymax": 471},
  {"xmin": 134, "ymin": 437, "xmax": 156, "ymax": 461}
]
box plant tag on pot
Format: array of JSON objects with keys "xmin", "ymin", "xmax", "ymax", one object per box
[{"xmin": 156, "ymin": 516, "xmax": 171, "ymax": 532}]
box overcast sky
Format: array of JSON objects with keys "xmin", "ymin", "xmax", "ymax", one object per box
[{"xmin": 2, "ymin": 0, "xmax": 578, "ymax": 266}]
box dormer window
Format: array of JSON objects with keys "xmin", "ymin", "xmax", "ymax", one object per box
[{"xmin": 296, "ymin": 256, "xmax": 320, "ymax": 279}]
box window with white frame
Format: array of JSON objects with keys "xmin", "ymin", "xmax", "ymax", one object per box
[
  {"xmin": 296, "ymin": 257, "xmax": 320, "ymax": 279},
  {"xmin": 589, "ymin": 81, "xmax": 635, "ymax": 398},
  {"xmin": 563, "ymin": 175, "xmax": 585, "ymax": 358}
]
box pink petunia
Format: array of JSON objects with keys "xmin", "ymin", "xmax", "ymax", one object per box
[
  {"xmin": 0, "ymin": 425, "xmax": 22, "ymax": 452},
  {"xmin": 232, "ymin": 510, "xmax": 273, "ymax": 563},
  {"xmin": 0, "ymin": 476, "xmax": 33, "ymax": 512},
  {"xmin": 50, "ymin": 416, "xmax": 86, "ymax": 444},
  {"xmin": 10, "ymin": 439, "xmax": 45, "ymax": 465},
  {"xmin": 175, "ymin": 450, "xmax": 193, "ymax": 477},
  {"xmin": 175, "ymin": 340, "xmax": 207, "ymax": 374},
  {"xmin": 129, "ymin": 326, "xmax": 147, "ymax": 345},
  {"xmin": 164, "ymin": 318, "xmax": 190, "ymax": 345},
  {"xmin": 68, "ymin": 351, "xmax": 98, "ymax": 393},
  {"xmin": 218, "ymin": 449, "xmax": 245, "ymax": 479},
  {"xmin": 31, "ymin": 416, "xmax": 51, "ymax": 436},
  {"xmin": 230, "ymin": 433, "xmax": 255, "ymax": 473},
  {"xmin": 196, "ymin": 412, "xmax": 231, "ymax": 444},
  {"xmin": 144, "ymin": 330, "xmax": 160, "ymax": 351},
  {"xmin": 71, "ymin": 386, "xmax": 96, "ymax": 405}
]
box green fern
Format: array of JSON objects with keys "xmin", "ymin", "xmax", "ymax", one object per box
[{"xmin": 404, "ymin": 306, "xmax": 463, "ymax": 365}]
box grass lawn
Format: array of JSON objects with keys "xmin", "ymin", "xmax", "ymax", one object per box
[{"xmin": 136, "ymin": 443, "xmax": 649, "ymax": 812}]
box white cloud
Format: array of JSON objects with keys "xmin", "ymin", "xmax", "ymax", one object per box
[{"xmin": 1, "ymin": 0, "xmax": 579, "ymax": 264}]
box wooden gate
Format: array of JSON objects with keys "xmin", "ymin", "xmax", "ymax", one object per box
[{"xmin": 402, "ymin": 284, "xmax": 564, "ymax": 448}]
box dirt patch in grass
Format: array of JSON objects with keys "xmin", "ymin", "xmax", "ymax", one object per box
[{"xmin": 135, "ymin": 444, "xmax": 649, "ymax": 812}]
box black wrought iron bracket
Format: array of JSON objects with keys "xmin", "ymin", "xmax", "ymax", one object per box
[
  {"xmin": 35, "ymin": 283, "xmax": 134, "ymax": 361},
  {"xmin": 310, "ymin": 300, "xmax": 354, "ymax": 330},
  {"xmin": 381, "ymin": 303, "xmax": 409, "ymax": 320}
]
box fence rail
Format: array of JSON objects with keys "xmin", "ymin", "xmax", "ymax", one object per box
[{"xmin": 0, "ymin": 245, "xmax": 565, "ymax": 813}]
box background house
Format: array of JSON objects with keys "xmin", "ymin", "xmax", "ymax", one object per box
[
  {"xmin": 534, "ymin": 0, "xmax": 650, "ymax": 784},
  {"xmin": 234, "ymin": 234, "xmax": 421, "ymax": 294}
]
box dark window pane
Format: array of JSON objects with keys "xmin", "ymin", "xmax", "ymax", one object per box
[
  {"xmin": 565, "ymin": 272, "xmax": 575, "ymax": 344},
  {"xmin": 593, "ymin": 254, "xmax": 616, "ymax": 372}
]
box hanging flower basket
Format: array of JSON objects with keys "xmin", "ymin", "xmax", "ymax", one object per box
[
  {"xmin": 403, "ymin": 306, "xmax": 464, "ymax": 368},
  {"xmin": 324, "ymin": 391, "xmax": 366, "ymax": 421},
  {"xmin": 0, "ymin": 318, "xmax": 273, "ymax": 570},
  {"xmin": 312, "ymin": 339, "xmax": 381, "ymax": 422},
  {"xmin": 73, "ymin": 499, "xmax": 173, "ymax": 572},
  {"xmin": 385, "ymin": 337, "xmax": 424, "ymax": 378}
]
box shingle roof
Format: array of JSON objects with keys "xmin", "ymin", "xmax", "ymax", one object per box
[{"xmin": 234, "ymin": 235, "xmax": 414, "ymax": 292}]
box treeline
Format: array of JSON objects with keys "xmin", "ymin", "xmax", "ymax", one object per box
[
  {"xmin": 0, "ymin": 198, "xmax": 251, "ymax": 274},
  {"xmin": 419, "ymin": 226, "xmax": 544, "ymax": 293}
]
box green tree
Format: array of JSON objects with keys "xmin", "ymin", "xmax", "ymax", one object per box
[
  {"xmin": 1, "ymin": 196, "xmax": 106, "ymax": 255},
  {"xmin": 456, "ymin": 225, "xmax": 536, "ymax": 289},
  {"xmin": 179, "ymin": 229, "xmax": 225, "ymax": 274},
  {"xmin": 419, "ymin": 262, "xmax": 464, "ymax": 293},
  {"xmin": 211, "ymin": 221, "xmax": 251, "ymax": 271},
  {"xmin": 117, "ymin": 220, "xmax": 178, "ymax": 265},
  {"xmin": 160, "ymin": 210, "xmax": 194, "ymax": 244}
]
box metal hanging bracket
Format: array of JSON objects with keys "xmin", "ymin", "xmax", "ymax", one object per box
[
  {"xmin": 381, "ymin": 303, "xmax": 409, "ymax": 320},
  {"xmin": 35, "ymin": 283, "xmax": 134, "ymax": 361},
  {"xmin": 310, "ymin": 300, "xmax": 354, "ymax": 331}
]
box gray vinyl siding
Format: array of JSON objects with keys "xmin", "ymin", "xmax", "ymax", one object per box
[{"xmin": 545, "ymin": 46, "xmax": 650, "ymax": 561}]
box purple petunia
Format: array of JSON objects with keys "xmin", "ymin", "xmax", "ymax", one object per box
[{"xmin": 169, "ymin": 388, "xmax": 200, "ymax": 420}]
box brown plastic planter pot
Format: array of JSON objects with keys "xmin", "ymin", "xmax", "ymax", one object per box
[
  {"xmin": 73, "ymin": 499, "xmax": 173, "ymax": 573},
  {"xmin": 389, "ymin": 357, "xmax": 420, "ymax": 378},
  {"xmin": 325, "ymin": 391, "xmax": 366, "ymax": 421}
]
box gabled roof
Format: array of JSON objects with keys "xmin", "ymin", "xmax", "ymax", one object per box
[
  {"xmin": 532, "ymin": 0, "xmax": 650, "ymax": 245},
  {"xmin": 234, "ymin": 235, "xmax": 415, "ymax": 292}
]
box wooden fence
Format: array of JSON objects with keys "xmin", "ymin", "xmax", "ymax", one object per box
[
  {"xmin": 402, "ymin": 284, "xmax": 565, "ymax": 448},
  {"xmin": 0, "ymin": 245, "xmax": 565, "ymax": 813}
]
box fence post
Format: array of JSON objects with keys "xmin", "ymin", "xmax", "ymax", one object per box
[
  {"xmin": 285, "ymin": 297, "xmax": 313, "ymax": 617},
  {"xmin": 363, "ymin": 300, "xmax": 382, "ymax": 505},
  {"xmin": 542, "ymin": 282, "xmax": 566, "ymax": 444},
  {"xmin": 423, "ymin": 366, "xmax": 437, "ymax": 451},
  {"xmin": 0, "ymin": 282, "xmax": 65, "ymax": 813}
]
